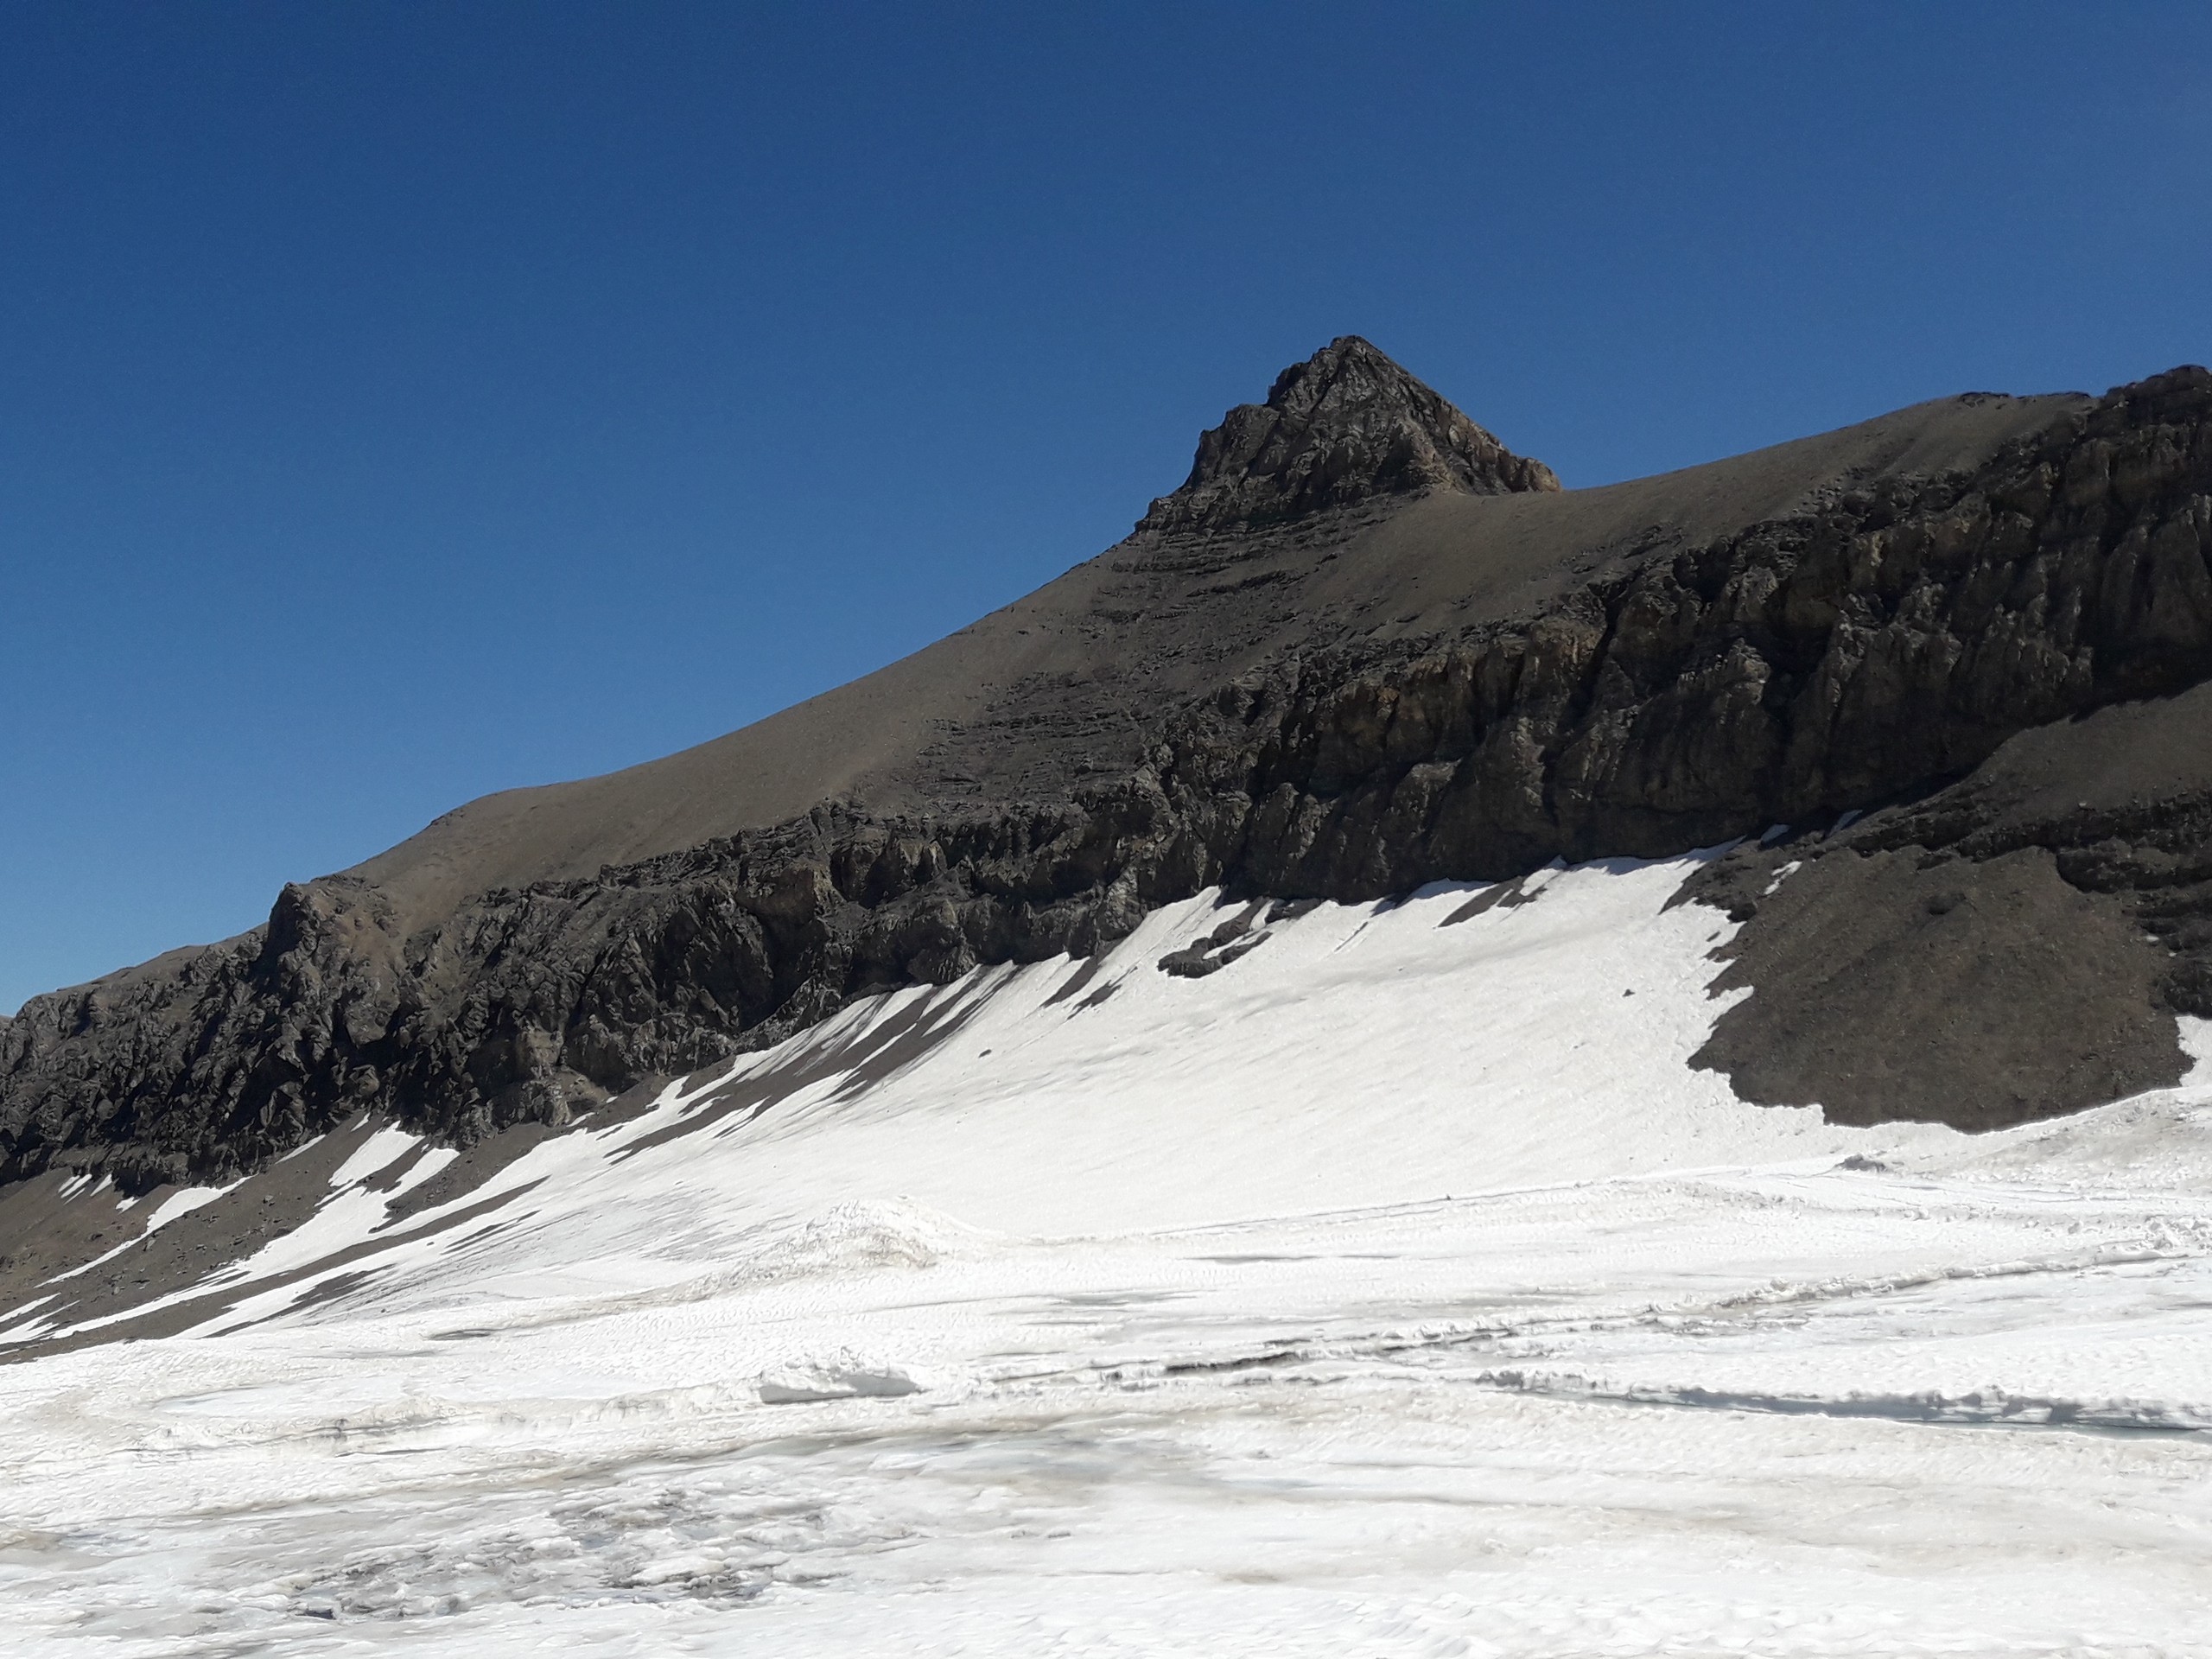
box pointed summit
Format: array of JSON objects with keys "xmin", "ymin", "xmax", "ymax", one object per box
[{"xmin": 1137, "ymin": 336, "xmax": 1558, "ymax": 536}]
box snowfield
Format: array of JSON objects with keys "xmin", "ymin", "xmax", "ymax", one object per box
[{"xmin": 6, "ymin": 851, "xmax": 2212, "ymax": 1656}]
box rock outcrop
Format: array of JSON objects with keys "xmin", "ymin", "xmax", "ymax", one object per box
[
  {"xmin": 4, "ymin": 354, "xmax": 2212, "ymax": 1189},
  {"xmin": 1136, "ymin": 334, "xmax": 1559, "ymax": 534}
]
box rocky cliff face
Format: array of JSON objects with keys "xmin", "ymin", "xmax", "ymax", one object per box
[
  {"xmin": 1136, "ymin": 335, "xmax": 1559, "ymax": 534},
  {"xmin": 4, "ymin": 357, "xmax": 2211, "ymax": 1190}
]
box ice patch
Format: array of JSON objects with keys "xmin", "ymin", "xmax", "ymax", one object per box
[
  {"xmin": 2179, "ymin": 1012, "xmax": 2212, "ymax": 1079},
  {"xmin": 740, "ymin": 1198, "xmax": 990, "ymax": 1281},
  {"xmin": 759, "ymin": 1351, "xmax": 929, "ymax": 1403},
  {"xmin": 142, "ymin": 1183, "xmax": 232, "ymax": 1231},
  {"xmin": 330, "ymin": 1126, "xmax": 425, "ymax": 1188}
]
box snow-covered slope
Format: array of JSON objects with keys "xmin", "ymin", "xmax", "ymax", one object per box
[{"xmin": 6, "ymin": 855, "xmax": 2212, "ymax": 1654}]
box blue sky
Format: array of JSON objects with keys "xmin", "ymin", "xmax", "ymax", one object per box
[{"xmin": 3, "ymin": 1, "xmax": 2209, "ymax": 1011}]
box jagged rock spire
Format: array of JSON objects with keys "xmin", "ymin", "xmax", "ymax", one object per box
[{"xmin": 1137, "ymin": 335, "xmax": 1559, "ymax": 535}]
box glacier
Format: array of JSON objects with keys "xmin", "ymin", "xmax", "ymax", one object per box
[{"xmin": 4, "ymin": 851, "xmax": 2212, "ymax": 1655}]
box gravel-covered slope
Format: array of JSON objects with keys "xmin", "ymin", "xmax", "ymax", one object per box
[
  {"xmin": 4, "ymin": 344, "xmax": 2210, "ymax": 1194},
  {"xmin": 1688, "ymin": 677, "xmax": 2212, "ymax": 1128}
]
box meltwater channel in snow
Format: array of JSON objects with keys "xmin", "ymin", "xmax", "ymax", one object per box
[{"xmin": 5, "ymin": 851, "xmax": 2212, "ymax": 1656}]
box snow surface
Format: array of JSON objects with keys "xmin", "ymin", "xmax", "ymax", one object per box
[{"xmin": 5, "ymin": 851, "xmax": 2212, "ymax": 1654}]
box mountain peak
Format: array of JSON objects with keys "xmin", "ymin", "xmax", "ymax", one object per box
[{"xmin": 1136, "ymin": 335, "xmax": 1559, "ymax": 536}]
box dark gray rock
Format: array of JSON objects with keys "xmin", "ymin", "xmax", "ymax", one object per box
[
  {"xmin": 1135, "ymin": 334, "xmax": 1559, "ymax": 535},
  {"xmin": 1157, "ymin": 904, "xmax": 1270, "ymax": 978}
]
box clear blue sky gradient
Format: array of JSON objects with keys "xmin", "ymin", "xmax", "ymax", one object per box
[{"xmin": 4, "ymin": 2, "xmax": 2209, "ymax": 1011}]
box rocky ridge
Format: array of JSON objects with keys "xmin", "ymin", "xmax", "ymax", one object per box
[{"xmin": 4, "ymin": 353, "xmax": 2212, "ymax": 1191}]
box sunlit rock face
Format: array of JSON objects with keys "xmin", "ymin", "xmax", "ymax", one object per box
[{"xmin": 1135, "ymin": 334, "xmax": 1560, "ymax": 534}]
